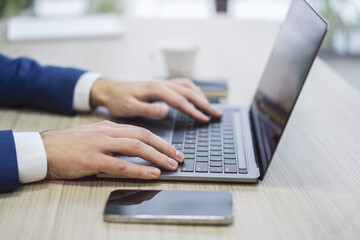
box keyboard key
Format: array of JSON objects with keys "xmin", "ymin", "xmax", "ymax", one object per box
[
  {"xmin": 212, "ymin": 132, "xmax": 221, "ymax": 136},
  {"xmin": 223, "ymin": 131, "xmax": 233, "ymax": 134},
  {"xmin": 210, "ymin": 151, "xmax": 222, "ymax": 156},
  {"xmin": 172, "ymin": 144, "xmax": 183, "ymax": 150},
  {"xmin": 183, "ymin": 149, "xmax": 195, "ymax": 154},
  {"xmin": 210, "ymin": 161, "xmax": 222, "ymax": 167},
  {"xmin": 224, "ymin": 154, "xmax": 236, "ymax": 159},
  {"xmin": 224, "ymin": 159, "xmax": 237, "ymax": 164},
  {"xmin": 185, "ymin": 139, "xmax": 196, "ymax": 144},
  {"xmin": 211, "ymin": 136, "xmax": 221, "ymax": 140},
  {"xmin": 198, "ymin": 142, "xmax": 209, "ymax": 147},
  {"xmin": 224, "ymin": 165, "xmax": 237, "ymax": 173},
  {"xmin": 223, "ymin": 135, "xmax": 234, "ymax": 139},
  {"xmin": 185, "ymin": 135, "xmax": 196, "ymax": 139},
  {"xmin": 239, "ymin": 169, "xmax": 248, "ymax": 174},
  {"xmin": 184, "ymin": 154, "xmax": 195, "ymax": 159},
  {"xmin": 210, "ymin": 156, "xmax": 222, "ymax": 161},
  {"xmin": 197, "ymin": 147, "xmax": 209, "ymax": 152},
  {"xmin": 223, "ymin": 140, "xmax": 234, "ymax": 144},
  {"xmin": 198, "ymin": 138, "xmax": 208, "ymax": 142},
  {"xmin": 210, "ymin": 167, "xmax": 223, "ymax": 173},
  {"xmin": 172, "ymin": 121, "xmax": 186, "ymax": 143},
  {"xmin": 184, "ymin": 144, "xmax": 196, "ymax": 149},
  {"xmin": 238, "ymin": 157, "xmax": 247, "ymax": 170},
  {"xmin": 181, "ymin": 160, "xmax": 194, "ymax": 172},
  {"xmin": 195, "ymin": 162, "xmax": 208, "ymax": 172},
  {"xmin": 224, "ymin": 144, "xmax": 235, "ymax": 149},
  {"xmin": 199, "ymin": 134, "xmax": 209, "ymax": 138},
  {"xmin": 210, "ymin": 146, "xmax": 222, "ymax": 151},
  {"xmin": 196, "ymin": 157, "xmax": 209, "ymax": 162},
  {"xmin": 196, "ymin": 152, "xmax": 208, "ymax": 157},
  {"xmin": 210, "ymin": 136, "xmax": 222, "ymax": 140},
  {"xmin": 224, "ymin": 149, "xmax": 236, "ymax": 154},
  {"xmin": 210, "ymin": 141, "xmax": 222, "ymax": 146}
]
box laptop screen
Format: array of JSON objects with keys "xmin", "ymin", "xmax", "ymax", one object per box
[{"xmin": 250, "ymin": 0, "xmax": 327, "ymax": 179}]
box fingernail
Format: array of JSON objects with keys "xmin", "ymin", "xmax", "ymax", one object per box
[
  {"xmin": 176, "ymin": 150, "xmax": 185, "ymax": 161},
  {"xmin": 169, "ymin": 158, "xmax": 178, "ymax": 168},
  {"xmin": 150, "ymin": 168, "xmax": 161, "ymax": 177}
]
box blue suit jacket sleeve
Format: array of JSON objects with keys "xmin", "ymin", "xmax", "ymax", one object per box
[
  {"xmin": 0, "ymin": 130, "xmax": 19, "ymax": 192},
  {"xmin": 0, "ymin": 54, "xmax": 86, "ymax": 192},
  {"xmin": 0, "ymin": 54, "xmax": 86, "ymax": 115}
]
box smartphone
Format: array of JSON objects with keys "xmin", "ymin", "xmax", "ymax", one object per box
[{"xmin": 103, "ymin": 190, "xmax": 233, "ymax": 225}]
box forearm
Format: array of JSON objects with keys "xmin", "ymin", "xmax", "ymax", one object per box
[
  {"xmin": 0, "ymin": 130, "xmax": 19, "ymax": 192},
  {"xmin": 0, "ymin": 54, "xmax": 85, "ymax": 115}
]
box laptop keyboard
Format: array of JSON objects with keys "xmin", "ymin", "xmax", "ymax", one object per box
[{"xmin": 171, "ymin": 110, "xmax": 248, "ymax": 174}]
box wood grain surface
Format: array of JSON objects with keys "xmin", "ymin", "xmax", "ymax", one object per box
[{"xmin": 0, "ymin": 18, "xmax": 359, "ymax": 240}]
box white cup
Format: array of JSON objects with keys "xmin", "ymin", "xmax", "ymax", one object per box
[{"xmin": 159, "ymin": 40, "xmax": 198, "ymax": 78}]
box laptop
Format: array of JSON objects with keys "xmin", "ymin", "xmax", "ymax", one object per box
[{"xmin": 98, "ymin": 0, "xmax": 328, "ymax": 182}]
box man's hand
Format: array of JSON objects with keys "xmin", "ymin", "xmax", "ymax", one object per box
[
  {"xmin": 90, "ymin": 78, "xmax": 222, "ymax": 122},
  {"xmin": 40, "ymin": 121, "xmax": 185, "ymax": 180}
]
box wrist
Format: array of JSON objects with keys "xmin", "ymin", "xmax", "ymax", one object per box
[
  {"xmin": 40, "ymin": 131, "xmax": 54, "ymax": 179},
  {"xmin": 90, "ymin": 78, "xmax": 112, "ymax": 108}
]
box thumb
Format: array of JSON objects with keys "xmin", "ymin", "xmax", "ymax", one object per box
[{"xmin": 131, "ymin": 99, "xmax": 169, "ymax": 119}]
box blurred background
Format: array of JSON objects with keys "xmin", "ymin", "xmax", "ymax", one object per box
[{"xmin": 0, "ymin": 0, "xmax": 359, "ymax": 91}]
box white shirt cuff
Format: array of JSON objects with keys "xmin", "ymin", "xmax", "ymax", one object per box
[
  {"xmin": 13, "ymin": 132, "xmax": 47, "ymax": 183},
  {"xmin": 73, "ymin": 72, "xmax": 102, "ymax": 111}
]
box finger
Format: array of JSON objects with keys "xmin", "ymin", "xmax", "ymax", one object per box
[
  {"xmin": 128, "ymin": 98, "xmax": 169, "ymax": 120},
  {"xmin": 167, "ymin": 80, "xmax": 209, "ymax": 104},
  {"xmin": 106, "ymin": 127, "xmax": 184, "ymax": 162},
  {"xmin": 94, "ymin": 120, "xmax": 137, "ymax": 129},
  {"xmin": 99, "ymin": 155, "xmax": 161, "ymax": 179},
  {"xmin": 167, "ymin": 83, "xmax": 222, "ymax": 118},
  {"xmin": 153, "ymin": 87, "xmax": 210, "ymax": 122},
  {"xmin": 105, "ymin": 138, "xmax": 180, "ymax": 170},
  {"xmin": 170, "ymin": 78, "xmax": 206, "ymax": 98}
]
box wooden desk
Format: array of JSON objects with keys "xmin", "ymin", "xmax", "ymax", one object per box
[{"xmin": 0, "ymin": 18, "xmax": 359, "ymax": 240}]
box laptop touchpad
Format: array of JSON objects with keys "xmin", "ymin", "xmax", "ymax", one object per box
[{"xmin": 114, "ymin": 111, "xmax": 176, "ymax": 167}]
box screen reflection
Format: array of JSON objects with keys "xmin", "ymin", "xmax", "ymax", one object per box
[{"xmin": 250, "ymin": 0, "xmax": 327, "ymax": 177}]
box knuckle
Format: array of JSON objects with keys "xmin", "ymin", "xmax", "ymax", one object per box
[
  {"xmin": 136, "ymin": 167, "xmax": 147, "ymax": 178},
  {"xmin": 130, "ymin": 139, "xmax": 143, "ymax": 151},
  {"xmin": 193, "ymin": 94, "xmax": 206, "ymax": 104},
  {"xmin": 160, "ymin": 154, "xmax": 169, "ymax": 164},
  {"xmin": 114, "ymin": 160, "xmax": 127, "ymax": 173},
  {"xmin": 100, "ymin": 120, "xmax": 113, "ymax": 126},
  {"xmin": 122, "ymin": 97, "xmax": 134, "ymax": 108},
  {"xmin": 89, "ymin": 154, "xmax": 103, "ymax": 172},
  {"xmin": 140, "ymin": 128, "xmax": 153, "ymax": 139},
  {"xmin": 148, "ymin": 80, "xmax": 162, "ymax": 90},
  {"xmin": 181, "ymin": 78, "xmax": 193, "ymax": 87},
  {"xmin": 154, "ymin": 81, "xmax": 167, "ymax": 91},
  {"xmin": 183, "ymin": 78, "xmax": 193, "ymax": 84}
]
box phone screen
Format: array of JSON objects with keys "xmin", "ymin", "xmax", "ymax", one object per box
[{"xmin": 103, "ymin": 190, "xmax": 233, "ymax": 225}]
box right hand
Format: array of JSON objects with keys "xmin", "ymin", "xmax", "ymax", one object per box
[
  {"xmin": 40, "ymin": 121, "xmax": 185, "ymax": 180},
  {"xmin": 90, "ymin": 78, "xmax": 222, "ymax": 122}
]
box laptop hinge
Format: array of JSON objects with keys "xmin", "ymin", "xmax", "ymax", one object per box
[{"xmin": 249, "ymin": 109, "xmax": 266, "ymax": 180}]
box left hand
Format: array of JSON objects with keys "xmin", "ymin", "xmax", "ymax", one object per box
[{"xmin": 89, "ymin": 78, "xmax": 222, "ymax": 122}]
